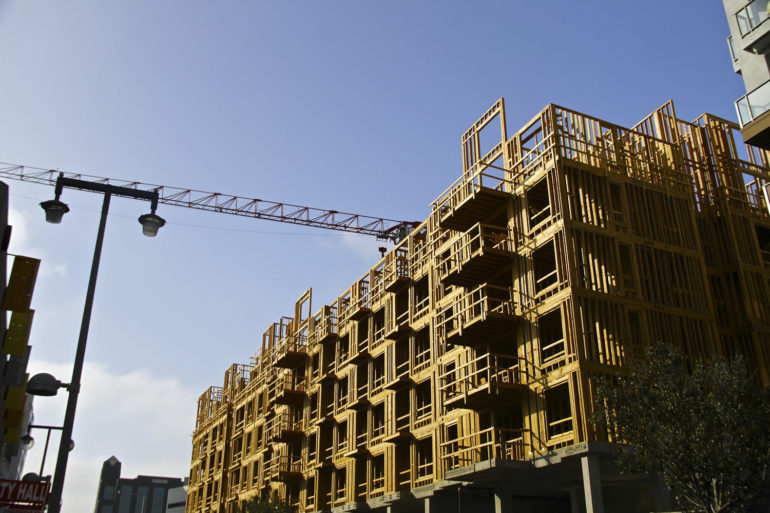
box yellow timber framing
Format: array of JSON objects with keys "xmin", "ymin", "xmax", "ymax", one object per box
[{"xmin": 186, "ymin": 98, "xmax": 770, "ymax": 513}]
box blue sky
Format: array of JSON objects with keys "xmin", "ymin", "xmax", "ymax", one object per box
[{"xmin": 0, "ymin": 1, "xmax": 744, "ymax": 511}]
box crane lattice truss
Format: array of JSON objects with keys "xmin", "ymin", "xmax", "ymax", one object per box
[{"xmin": 0, "ymin": 163, "xmax": 417, "ymax": 241}]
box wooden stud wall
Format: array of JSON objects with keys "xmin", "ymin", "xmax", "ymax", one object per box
[{"xmin": 186, "ymin": 99, "xmax": 770, "ymax": 513}]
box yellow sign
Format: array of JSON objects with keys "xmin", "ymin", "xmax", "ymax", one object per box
[
  {"xmin": 1, "ymin": 256, "xmax": 40, "ymax": 313},
  {"xmin": 3, "ymin": 310, "xmax": 34, "ymax": 356}
]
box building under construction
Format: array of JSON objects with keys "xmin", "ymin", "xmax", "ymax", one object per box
[{"xmin": 185, "ymin": 99, "xmax": 770, "ymax": 513}]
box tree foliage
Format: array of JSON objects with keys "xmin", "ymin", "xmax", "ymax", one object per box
[
  {"xmin": 593, "ymin": 343, "xmax": 770, "ymax": 513},
  {"xmin": 233, "ymin": 492, "xmax": 293, "ymax": 513}
]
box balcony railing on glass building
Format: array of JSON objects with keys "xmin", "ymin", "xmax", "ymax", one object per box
[
  {"xmin": 736, "ymin": 79, "xmax": 770, "ymax": 126},
  {"xmin": 736, "ymin": 0, "xmax": 770, "ymax": 36}
]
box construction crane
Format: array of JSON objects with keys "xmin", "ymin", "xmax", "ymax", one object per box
[{"xmin": 0, "ymin": 162, "xmax": 419, "ymax": 243}]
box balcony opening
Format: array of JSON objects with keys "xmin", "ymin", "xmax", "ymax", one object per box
[
  {"xmin": 337, "ymin": 420, "xmax": 349, "ymax": 454},
  {"xmin": 395, "ymin": 338, "xmax": 410, "ymax": 379},
  {"xmin": 317, "ymin": 469, "xmax": 331, "ymax": 510},
  {"xmin": 372, "ymin": 402, "xmax": 386, "ymax": 443},
  {"xmin": 539, "ymin": 308, "xmax": 566, "ymax": 372},
  {"xmin": 307, "ymin": 432, "xmax": 317, "ymax": 463},
  {"xmin": 320, "ymin": 424, "xmax": 334, "ymax": 462},
  {"xmin": 354, "ymin": 458, "xmax": 366, "ymax": 501},
  {"xmin": 334, "ymin": 467, "xmax": 347, "ymax": 504},
  {"xmin": 322, "ymin": 380, "xmax": 335, "ymax": 418},
  {"xmin": 355, "ymin": 409, "xmax": 368, "ymax": 448},
  {"xmin": 338, "ymin": 334, "xmax": 349, "ymax": 364},
  {"xmin": 395, "ymin": 288, "xmax": 409, "ymax": 325},
  {"xmin": 255, "ymin": 426, "xmax": 263, "ymax": 451},
  {"xmin": 545, "ymin": 383, "xmax": 573, "ymax": 439},
  {"xmin": 372, "ymin": 354, "xmax": 386, "ymax": 394},
  {"xmin": 337, "ymin": 376, "xmax": 349, "ymax": 411},
  {"xmin": 310, "ymin": 353, "xmax": 320, "ymax": 382},
  {"xmin": 442, "ymin": 361, "xmax": 458, "ymax": 404},
  {"xmin": 244, "ymin": 432, "xmax": 252, "ymax": 457},
  {"xmin": 395, "ymin": 388, "xmax": 410, "ymax": 432},
  {"xmin": 414, "ymin": 328, "xmax": 431, "ymax": 373},
  {"xmin": 372, "ymin": 309, "xmax": 385, "ymax": 349},
  {"xmin": 309, "ymin": 391, "xmax": 319, "ymax": 422},
  {"xmin": 322, "ymin": 339, "xmax": 335, "ymax": 375},
  {"xmin": 357, "ymin": 317, "xmax": 369, "ymax": 353},
  {"xmin": 533, "ymin": 240, "xmax": 558, "ymax": 293},
  {"xmin": 371, "ymin": 454, "xmax": 386, "ymax": 497},
  {"xmin": 306, "ymin": 476, "xmax": 316, "ymax": 509},
  {"xmin": 526, "ymin": 177, "xmax": 551, "ymax": 228},
  {"xmin": 414, "ymin": 276, "xmax": 430, "ymax": 318},
  {"xmin": 415, "ymin": 436, "xmax": 433, "ymax": 487},
  {"xmin": 444, "ymin": 422, "xmax": 459, "ymax": 471},
  {"xmin": 252, "ymin": 461, "xmax": 259, "ymax": 486},
  {"xmin": 395, "ymin": 441, "xmax": 411, "ymax": 491},
  {"xmin": 415, "ymin": 379, "xmax": 432, "ymax": 428},
  {"xmin": 356, "ymin": 362, "xmax": 369, "ymax": 400}
]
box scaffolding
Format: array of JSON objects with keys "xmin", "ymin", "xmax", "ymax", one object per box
[{"xmin": 186, "ymin": 98, "xmax": 770, "ymax": 513}]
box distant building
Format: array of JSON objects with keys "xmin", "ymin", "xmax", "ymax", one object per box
[
  {"xmin": 93, "ymin": 456, "xmax": 185, "ymax": 513},
  {"xmin": 165, "ymin": 479, "xmax": 189, "ymax": 513},
  {"xmin": 723, "ymin": 0, "xmax": 770, "ymax": 148}
]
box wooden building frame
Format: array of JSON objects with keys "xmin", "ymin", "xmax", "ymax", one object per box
[{"xmin": 186, "ymin": 99, "xmax": 770, "ymax": 513}]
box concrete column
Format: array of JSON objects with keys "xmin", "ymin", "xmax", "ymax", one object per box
[
  {"xmin": 424, "ymin": 496, "xmax": 433, "ymax": 513},
  {"xmin": 493, "ymin": 489, "xmax": 512, "ymax": 513},
  {"xmin": 581, "ymin": 455, "xmax": 605, "ymax": 513}
]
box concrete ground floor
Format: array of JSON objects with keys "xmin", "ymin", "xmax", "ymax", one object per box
[{"xmin": 326, "ymin": 443, "xmax": 672, "ymax": 513}]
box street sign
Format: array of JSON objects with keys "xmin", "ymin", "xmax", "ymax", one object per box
[{"xmin": 0, "ymin": 479, "xmax": 49, "ymax": 512}]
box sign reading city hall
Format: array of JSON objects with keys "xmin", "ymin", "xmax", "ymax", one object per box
[{"xmin": 0, "ymin": 479, "xmax": 49, "ymax": 512}]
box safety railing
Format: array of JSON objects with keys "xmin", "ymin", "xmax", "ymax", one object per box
[
  {"xmin": 277, "ymin": 455, "xmax": 303, "ymax": 475},
  {"xmin": 275, "ymin": 332, "xmax": 307, "ymax": 364},
  {"xmin": 437, "ymin": 223, "xmax": 515, "ymax": 281},
  {"xmin": 432, "ymin": 162, "xmax": 512, "ymax": 222},
  {"xmin": 414, "ymin": 401, "xmax": 431, "ymax": 430},
  {"xmin": 370, "ymin": 473, "xmax": 386, "ymax": 498},
  {"xmin": 370, "ymin": 263, "xmax": 386, "ymax": 308},
  {"xmin": 434, "ymin": 284, "xmax": 517, "ymax": 343},
  {"xmin": 384, "ymin": 245, "xmax": 410, "ymax": 290},
  {"xmin": 440, "ymin": 427, "xmax": 528, "ymax": 473},
  {"xmin": 439, "ymin": 352, "xmax": 527, "ymax": 403},
  {"xmin": 308, "ymin": 305, "xmax": 338, "ymax": 349}
]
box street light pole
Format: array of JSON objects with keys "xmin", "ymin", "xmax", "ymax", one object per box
[
  {"xmin": 36, "ymin": 175, "xmax": 165, "ymax": 513},
  {"xmin": 47, "ymin": 191, "xmax": 110, "ymax": 513}
]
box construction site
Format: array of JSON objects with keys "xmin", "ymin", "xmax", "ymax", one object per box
[{"xmin": 184, "ymin": 98, "xmax": 770, "ymax": 513}]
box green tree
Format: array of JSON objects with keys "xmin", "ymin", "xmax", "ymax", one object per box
[
  {"xmin": 593, "ymin": 343, "xmax": 770, "ymax": 513},
  {"xmin": 233, "ymin": 492, "xmax": 294, "ymax": 513}
]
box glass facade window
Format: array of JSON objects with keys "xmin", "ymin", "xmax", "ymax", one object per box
[
  {"xmin": 728, "ymin": 35, "xmax": 739, "ymax": 61},
  {"xmin": 136, "ymin": 486, "xmax": 149, "ymax": 512},
  {"xmin": 736, "ymin": 79, "xmax": 770, "ymax": 125},
  {"xmin": 103, "ymin": 507, "xmax": 113, "ymax": 513},
  {"xmin": 151, "ymin": 488, "xmax": 166, "ymax": 513},
  {"xmin": 103, "ymin": 485, "xmax": 115, "ymax": 500},
  {"xmin": 117, "ymin": 485, "xmax": 132, "ymax": 513},
  {"xmin": 736, "ymin": 0, "xmax": 770, "ymax": 36}
]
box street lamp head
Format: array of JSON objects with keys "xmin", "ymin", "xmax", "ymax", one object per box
[
  {"xmin": 40, "ymin": 199, "xmax": 70, "ymax": 224},
  {"xmin": 138, "ymin": 212, "xmax": 166, "ymax": 237},
  {"xmin": 20, "ymin": 433, "xmax": 34, "ymax": 449},
  {"xmin": 22, "ymin": 472, "xmax": 43, "ymax": 482},
  {"xmin": 27, "ymin": 373, "xmax": 65, "ymax": 396}
]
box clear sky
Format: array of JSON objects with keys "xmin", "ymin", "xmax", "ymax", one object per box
[{"xmin": 0, "ymin": 1, "xmax": 744, "ymax": 511}]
